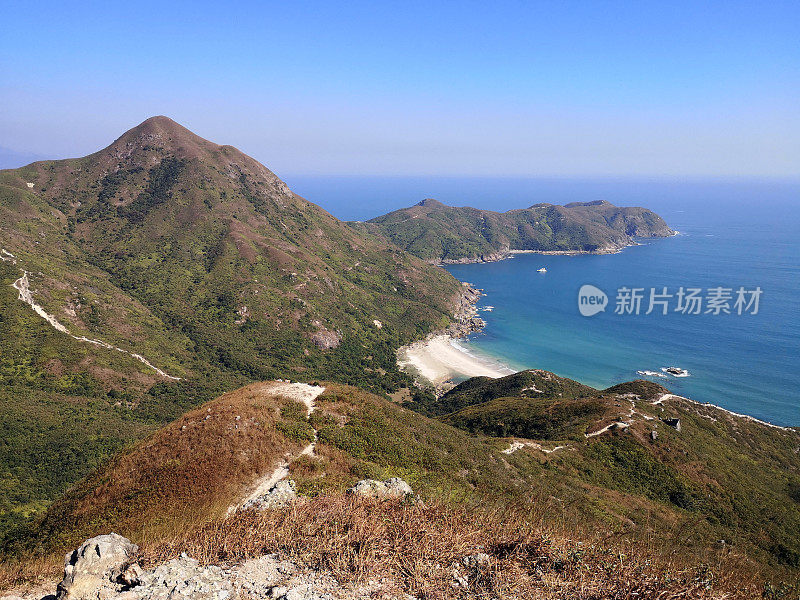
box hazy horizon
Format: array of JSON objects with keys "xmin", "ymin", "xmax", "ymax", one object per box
[
  {"xmin": 281, "ymin": 174, "xmax": 800, "ymax": 221},
  {"xmin": 2, "ymin": 1, "xmax": 798, "ymax": 179}
]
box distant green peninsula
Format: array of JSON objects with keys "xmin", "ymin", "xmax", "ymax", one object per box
[{"xmin": 357, "ymin": 198, "xmax": 675, "ymax": 263}]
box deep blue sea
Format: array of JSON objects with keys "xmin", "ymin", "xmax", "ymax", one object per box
[{"xmin": 285, "ymin": 176, "xmax": 800, "ymax": 426}]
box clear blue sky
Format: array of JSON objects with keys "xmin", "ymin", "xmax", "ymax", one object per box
[{"xmin": 1, "ymin": 0, "xmax": 798, "ymax": 177}]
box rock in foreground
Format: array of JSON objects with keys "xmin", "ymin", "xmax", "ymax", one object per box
[
  {"xmin": 56, "ymin": 533, "xmax": 138, "ymax": 600},
  {"xmin": 133, "ymin": 556, "xmax": 234, "ymax": 600},
  {"xmin": 53, "ymin": 534, "xmax": 236, "ymax": 600}
]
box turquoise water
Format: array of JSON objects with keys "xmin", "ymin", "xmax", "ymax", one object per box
[
  {"xmin": 285, "ymin": 176, "xmax": 800, "ymax": 426},
  {"xmin": 445, "ymin": 195, "xmax": 800, "ymax": 426}
]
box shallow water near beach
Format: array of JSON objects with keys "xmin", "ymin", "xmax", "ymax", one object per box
[{"xmin": 288, "ymin": 176, "xmax": 800, "ymax": 426}]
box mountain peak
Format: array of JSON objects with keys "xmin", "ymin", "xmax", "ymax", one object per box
[
  {"xmin": 112, "ymin": 116, "xmax": 217, "ymax": 158},
  {"xmin": 138, "ymin": 114, "xmax": 181, "ymax": 127},
  {"xmin": 131, "ymin": 115, "xmax": 190, "ymax": 136},
  {"xmin": 417, "ymin": 198, "xmax": 445, "ymax": 207}
]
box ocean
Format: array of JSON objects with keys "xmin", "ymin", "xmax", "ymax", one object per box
[{"xmin": 285, "ymin": 176, "xmax": 800, "ymax": 426}]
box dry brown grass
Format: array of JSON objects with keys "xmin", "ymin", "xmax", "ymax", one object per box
[
  {"xmin": 14, "ymin": 382, "xmax": 314, "ymax": 555},
  {"xmin": 0, "ymin": 554, "xmax": 62, "ymax": 597},
  {"xmin": 142, "ymin": 495, "xmax": 761, "ymax": 600},
  {"xmin": 0, "ymin": 382, "xmax": 310, "ymax": 593}
]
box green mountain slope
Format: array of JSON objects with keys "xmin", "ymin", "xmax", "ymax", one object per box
[
  {"xmin": 409, "ymin": 369, "xmax": 597, "ymax": 417},
  {"xmin": 1, "ymin": 117, "xmax": 460, "ymax": 383},
  {"xmin": 358, "ymin": 198, "xmax": 674, "ymax": 263},
  {"xmin": 0, "ymin": 116, "xmax": 462, "ymax": 540},
  {"xmin": 419, "ymin": 370, "xmax": 800, "ymax": 572}
]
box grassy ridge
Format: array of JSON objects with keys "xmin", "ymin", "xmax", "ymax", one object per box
[
  {"xmin": 2, "ymin": 382, "xmax": 523, "ymax": 559},
  {"xmin": 15, "ymin": 383, "xmax": 314, "ymax": 554}
]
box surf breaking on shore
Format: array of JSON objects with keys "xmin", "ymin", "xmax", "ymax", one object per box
[
  {"xmin": 396, "ymin": 281, "xmax": 517, "ymax": 388},
  {"xmin": 398, "ymin": 334, "xmax": 515, "ymax": 386}
]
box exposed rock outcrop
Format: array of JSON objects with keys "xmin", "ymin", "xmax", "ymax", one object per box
[
  {"xmin": 56, "ymin": 533, "xmax": 138, "ymax": 600},
  {"xmin": 445, "ymin": 284, "xmax": 485, "ymax": 338},
  {"xmin": 310, "ymin": 327, "xmax": 342, "ymax": 350},
  {"xmin": 437, "ymin": 251, "xmax": 508, "ymax": 265},
  {"xmin": 21, "ymin": 535, "xmax": 402, "ymax": 600},
  {"xmin": 133, "ymin": 555, "xmax": 234, "ymax": 600},
  {"xmin": 242, "ymin": 480, "xmax": 298, "ymax": 511},
  {"xmin": 346, "ymin": 478, "xmax": 413, "ymax": 500}
]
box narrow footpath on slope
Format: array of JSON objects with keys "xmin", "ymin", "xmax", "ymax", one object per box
[
  {"xmin": 3, "ymin": 250, "xmax": 179, "ymax": 380},
  {"xmin": 230, "ymin": 382, "xmax": 326, "ymax": 513}
]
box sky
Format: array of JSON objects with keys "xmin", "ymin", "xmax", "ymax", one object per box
[{"xmin": 1, "ymin": 0, "xmax": 798, "ymax": 177}]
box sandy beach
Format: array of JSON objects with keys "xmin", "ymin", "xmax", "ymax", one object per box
[{"xmin": 398, "ymin": 335, "xmax": 515, "ymax": 385}]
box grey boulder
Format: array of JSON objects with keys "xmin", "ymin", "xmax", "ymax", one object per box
[
  {"xmin": 346, "ymin": 477, "xmax": 413, "ymax": 500},
  {"xmin": 56, "ymin": 533, "xmax": 138, "ymax": 600}
]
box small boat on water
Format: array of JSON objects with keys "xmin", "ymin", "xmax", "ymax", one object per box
[
  {"xmin": 537, "ymin": 267, "xmax": 547, "ymax": 273},
  {"xmin": 662, "ymin": 366, "xmax": 690, "ymax": 377}
]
